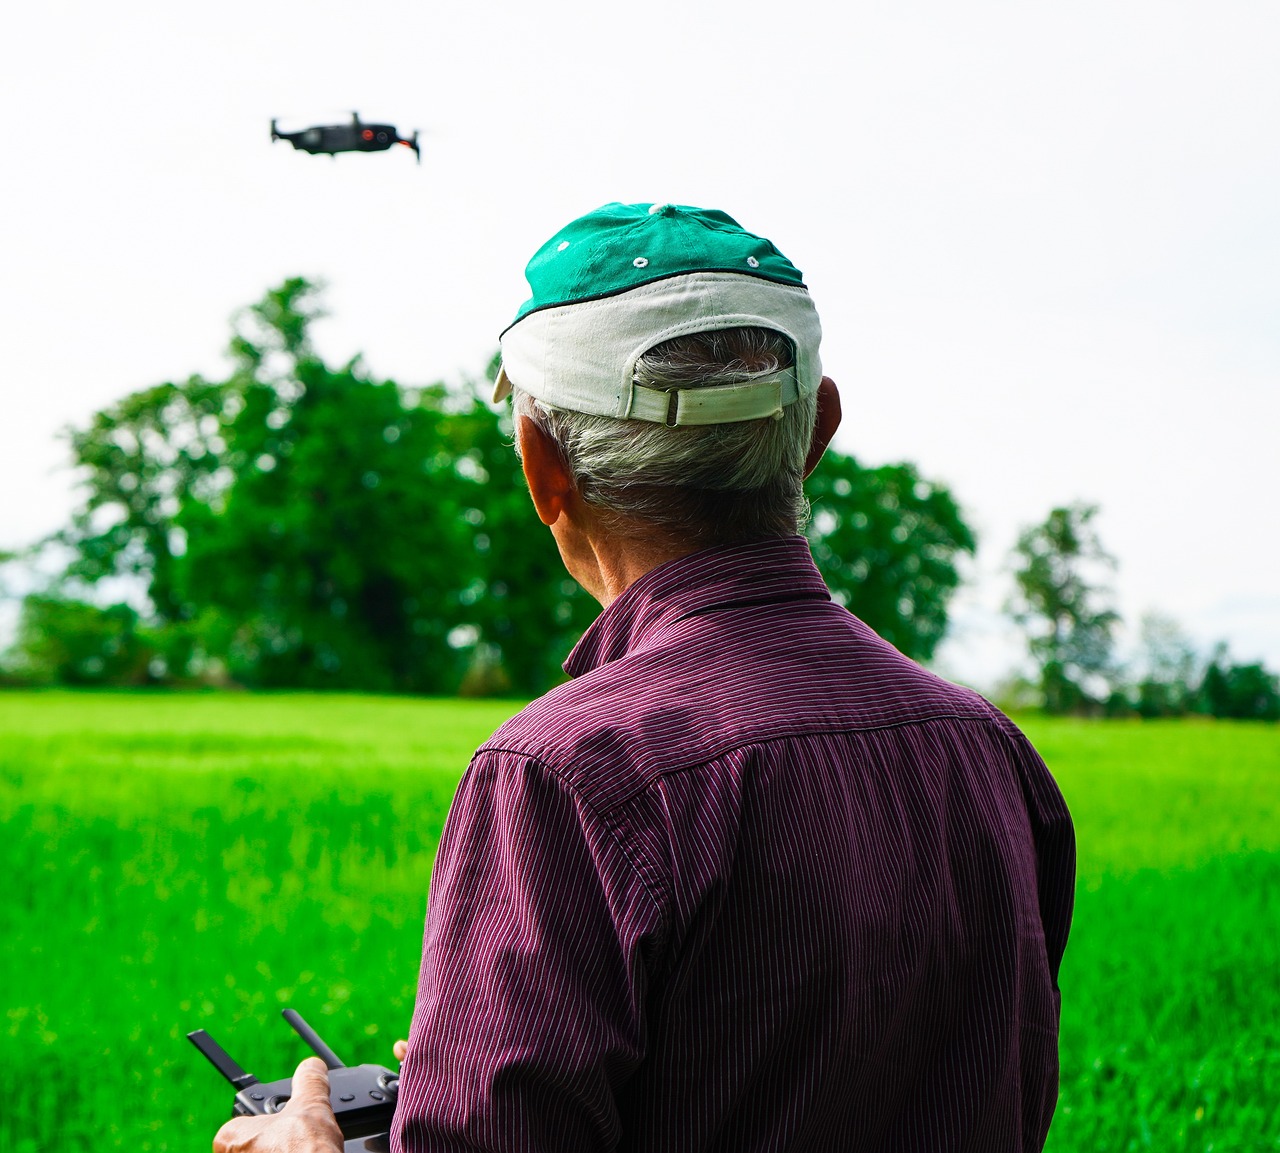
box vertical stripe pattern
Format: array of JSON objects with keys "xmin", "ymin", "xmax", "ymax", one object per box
[{"xmin": 393, "ymin": 535, "xmax": 1075, "ymax": 1153}]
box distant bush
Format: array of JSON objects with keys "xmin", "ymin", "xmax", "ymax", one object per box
[
  {"xmin": 1195, "ymin": 650, "xmax": 1280, "ymax": 721},
  {"xmin": 7, "ymin": 596, "xmax": 158, "ymax": 686},
  {"xmin": 1101, "ymin": 641, "xmax": 1280, "ymax": 723}
]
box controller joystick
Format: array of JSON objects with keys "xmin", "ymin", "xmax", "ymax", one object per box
[{"xmin": 188, "ymin": 1007, "xmax": 399, "ymax": 1150}]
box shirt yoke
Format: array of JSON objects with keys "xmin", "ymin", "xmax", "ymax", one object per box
[{"xmin": 479, "ymin": 596, "xmax": 1009, "ymax": 818}]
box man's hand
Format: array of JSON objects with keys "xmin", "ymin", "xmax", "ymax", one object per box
[{"xmin": 213, "ymin": 1056, "xmax": 343, "ymax": 1153}]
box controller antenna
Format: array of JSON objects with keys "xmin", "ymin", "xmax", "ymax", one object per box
[
  {"xmin": 187, "ymin": 1030, "xmax": 259, "ymax": 1090},
  {"xmin": 282, "ymin": 1009, "xmax": 345, "ymax": 1070}
]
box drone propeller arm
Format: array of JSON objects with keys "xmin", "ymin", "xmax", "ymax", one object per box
[{"xmin": 398, "ymin": 131, "xmax": 421, "ymax": 164}]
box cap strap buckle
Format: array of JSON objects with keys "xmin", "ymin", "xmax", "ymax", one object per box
[{"xmin": 630, "ymin": 369, "xmax": 797, "ymax": 427}]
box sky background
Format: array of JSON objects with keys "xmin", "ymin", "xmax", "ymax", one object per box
[{"xmin": 3, "ymin": 0, "xmax": 1278, "ymax": 689}]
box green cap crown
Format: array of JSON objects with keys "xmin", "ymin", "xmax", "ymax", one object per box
[{"xmin": 508, "ymin": 202, "xmax": 807, "ymax": 329}]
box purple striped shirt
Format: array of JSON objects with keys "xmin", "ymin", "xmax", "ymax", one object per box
[{"xmin": 394, "ymin": 536, "xmax": 1074, "ymax": 1152}]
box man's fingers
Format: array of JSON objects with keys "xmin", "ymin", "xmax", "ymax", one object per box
[
  {"xmin": 283, "ymin": 1056, "xmax": 332, "ymax": 1110},
  {"xmin": 210, "ymin": 1059, "xmax": 342, "ymax": 1153},
  {"xmin": 212, "ymin": 1104, "xmax": 342, "ymax": 1153},
  {"xmin": 213, "ymin": 1115, "xmax": 258, "ymax": 1153},
  {"xmin": 392, "ymin": 1040, "xmax": 408, "ymax": 1062}
]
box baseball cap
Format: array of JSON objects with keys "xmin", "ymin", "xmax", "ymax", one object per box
[{"xmin": 494, "ymin": 203, "xmax": 823, "ymax": 427}]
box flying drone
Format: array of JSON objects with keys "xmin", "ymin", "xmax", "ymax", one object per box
[{"xmin": 271, "ymin": 112, "xmax": 420, "ymax": 163}]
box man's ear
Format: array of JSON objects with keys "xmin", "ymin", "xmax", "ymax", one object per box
[
  {"xmin": 803, "ymin": 377, "xmax": 842, "ymax": 478},
  {"xmin": 517, "ymin": 415, "xmax": 575, "ymax": 527}
]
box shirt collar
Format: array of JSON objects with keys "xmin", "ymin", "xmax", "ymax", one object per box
[{"xmin": 564, "ymin": 535, "xmax": 831, "ymax": 678}]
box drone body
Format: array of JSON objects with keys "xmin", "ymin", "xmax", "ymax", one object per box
[{"xmin": 271, "ymin": 113, "xmax": 420, "ymax": 163}]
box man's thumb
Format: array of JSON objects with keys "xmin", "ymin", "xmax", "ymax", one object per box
[{"xmin": 284, "ymin": 1056, "xmax": 332, "ymax": 1110}]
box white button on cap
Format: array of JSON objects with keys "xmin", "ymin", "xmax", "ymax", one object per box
[
  {"xmin": 557, "ymin": 241, "xmax": 570, "ymax": 251},
  {"xmin": 747, "ymin": 256, "xmax": 760, "ymax": 267},
  {"xmin": 633, "ymin": 257, "xmax": 649, "ymax": 267},
  {"xmin": 648, "ymin": 204, "xmax": 667, "ymax": 214}
]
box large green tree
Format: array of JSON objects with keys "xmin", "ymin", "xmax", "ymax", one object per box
[
  {"xmin": 1008, "ymin": 502, "xmax": 1120, "ymax": 713},
  {"xmin": 23, "ymin": 280, "xmax": 977, "ymax": 693},
  {"xmin": 64, "ymin": 376, "xmax": 226, "ymax": 624},
  {"xmin": 51, "ymin": 279, "xmax": 593, "ymax": 693},
  {"xmin": 446, "ymin": 360, "xmax": 599, "ymax": 695}
]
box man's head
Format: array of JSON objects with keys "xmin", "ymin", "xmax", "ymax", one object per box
[{"xmin": 496, "ymin": 203, "xmax": 839, "ymax": 558}]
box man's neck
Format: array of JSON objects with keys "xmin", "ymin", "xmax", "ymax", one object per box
[{"xmin": 552, "ymin": 515, "xmax": 698, "ymax": 609}]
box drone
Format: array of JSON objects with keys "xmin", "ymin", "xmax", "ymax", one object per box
[{"xmin": 271, "ymin": 112, "xmax": 420, "ymax": 164}]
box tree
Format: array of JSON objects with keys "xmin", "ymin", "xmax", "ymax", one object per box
[
  {"xmin": 9, "ymin": 596, "xmax": 156, "ymax": 686},
  {"xmin": 40, "ymin": 279, "xmax": 594, "ymax": 693},
  {"xmin": 18, "ymin": 280, "xmax": 977, "ymax": 694},
  {"xmin": 442, "ymin": 360, "xmax": 597, "ymax": 696},
  {"xmin": 1196, "ymin": 644, "xmax": 1280, "ymax": 721},
  {"xmin": 805, "ymin": 453, "xmax": 976, "ymax": 662},
  {"xmin": 176, "ymin": 286, "xmax": 486, "ymax": 690},
  {"xmin": 1008, "ymin": 503, "xmax": 1120, "ymax": 713},
  {"xmin": 63, "ymin": 376, "xmax": 227, "ymax": 624},
  {"xmin": 1131, "ymin": 612, "xmax": 1198, "ymax": 717}
]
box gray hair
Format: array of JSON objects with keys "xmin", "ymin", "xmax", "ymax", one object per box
[{"xmin": 511, "ymin": 327, "xmax": 817, "ymax": 547}]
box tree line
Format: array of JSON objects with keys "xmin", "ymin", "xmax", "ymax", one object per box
[
  {"xmin": 1, "ymin": 279, "xmax": 976, "ymax": 698},
  {"xmin": 3, "ymin": 279, "xmax": 1274, "ymax": 717},
  {"xmin": 1007, "ymin": 502, "xmax": 1280, "ymax": 720}
]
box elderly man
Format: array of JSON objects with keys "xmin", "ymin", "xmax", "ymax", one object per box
[{"xmin": 215, "ymin": 203, "xmax": 1074, "ymax": 1153}]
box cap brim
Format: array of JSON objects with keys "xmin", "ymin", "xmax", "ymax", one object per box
[{"xmin": 492, "ymin": 365, "xmax": 513, "ymax": 404}]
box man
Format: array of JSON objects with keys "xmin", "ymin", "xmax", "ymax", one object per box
[{"xmin": 214, "ymin": 203, "xmax": 1074, "ymax": 1153}]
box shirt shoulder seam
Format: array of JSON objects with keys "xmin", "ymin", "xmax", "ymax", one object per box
[
  {"xmin": 484, "ymin": 709, "xmax": 1009, "ymax": 812},
  {"xmin": 469, "ymin": 748, "xmax": 669, "ymax": 920}
]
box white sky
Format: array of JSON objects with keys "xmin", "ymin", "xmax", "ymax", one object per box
[{"xmin": 2, "ymin": 0, "xmax": 1278, "ymax": 688}]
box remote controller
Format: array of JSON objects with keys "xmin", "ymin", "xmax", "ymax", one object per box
[{"xmin": 189, "ymin": 1008, "xmax": 398, "ymax": 1152}]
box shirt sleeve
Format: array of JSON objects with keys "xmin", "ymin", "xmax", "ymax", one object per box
[
  {"xmin": 1000, "ymin": 718, "xmax": 1076, "ymax": 985},
  {"xmin": 393, "ymin": 749, "xmax": 664, "ymax": 1153}
]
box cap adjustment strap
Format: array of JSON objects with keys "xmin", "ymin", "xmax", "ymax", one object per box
[{"xmin": 629, "ymin": 369, "xmax": 798, "ymax": 427}]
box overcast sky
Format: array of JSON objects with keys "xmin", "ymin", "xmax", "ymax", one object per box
[{"xmin": 3, "ymin": 0, "xmax": 1277, "ymax": 687}]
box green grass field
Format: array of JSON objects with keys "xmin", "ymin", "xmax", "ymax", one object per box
[{"xmin": 3, "ymin": 692, "xmax": 1278, "ymax": 1151}]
